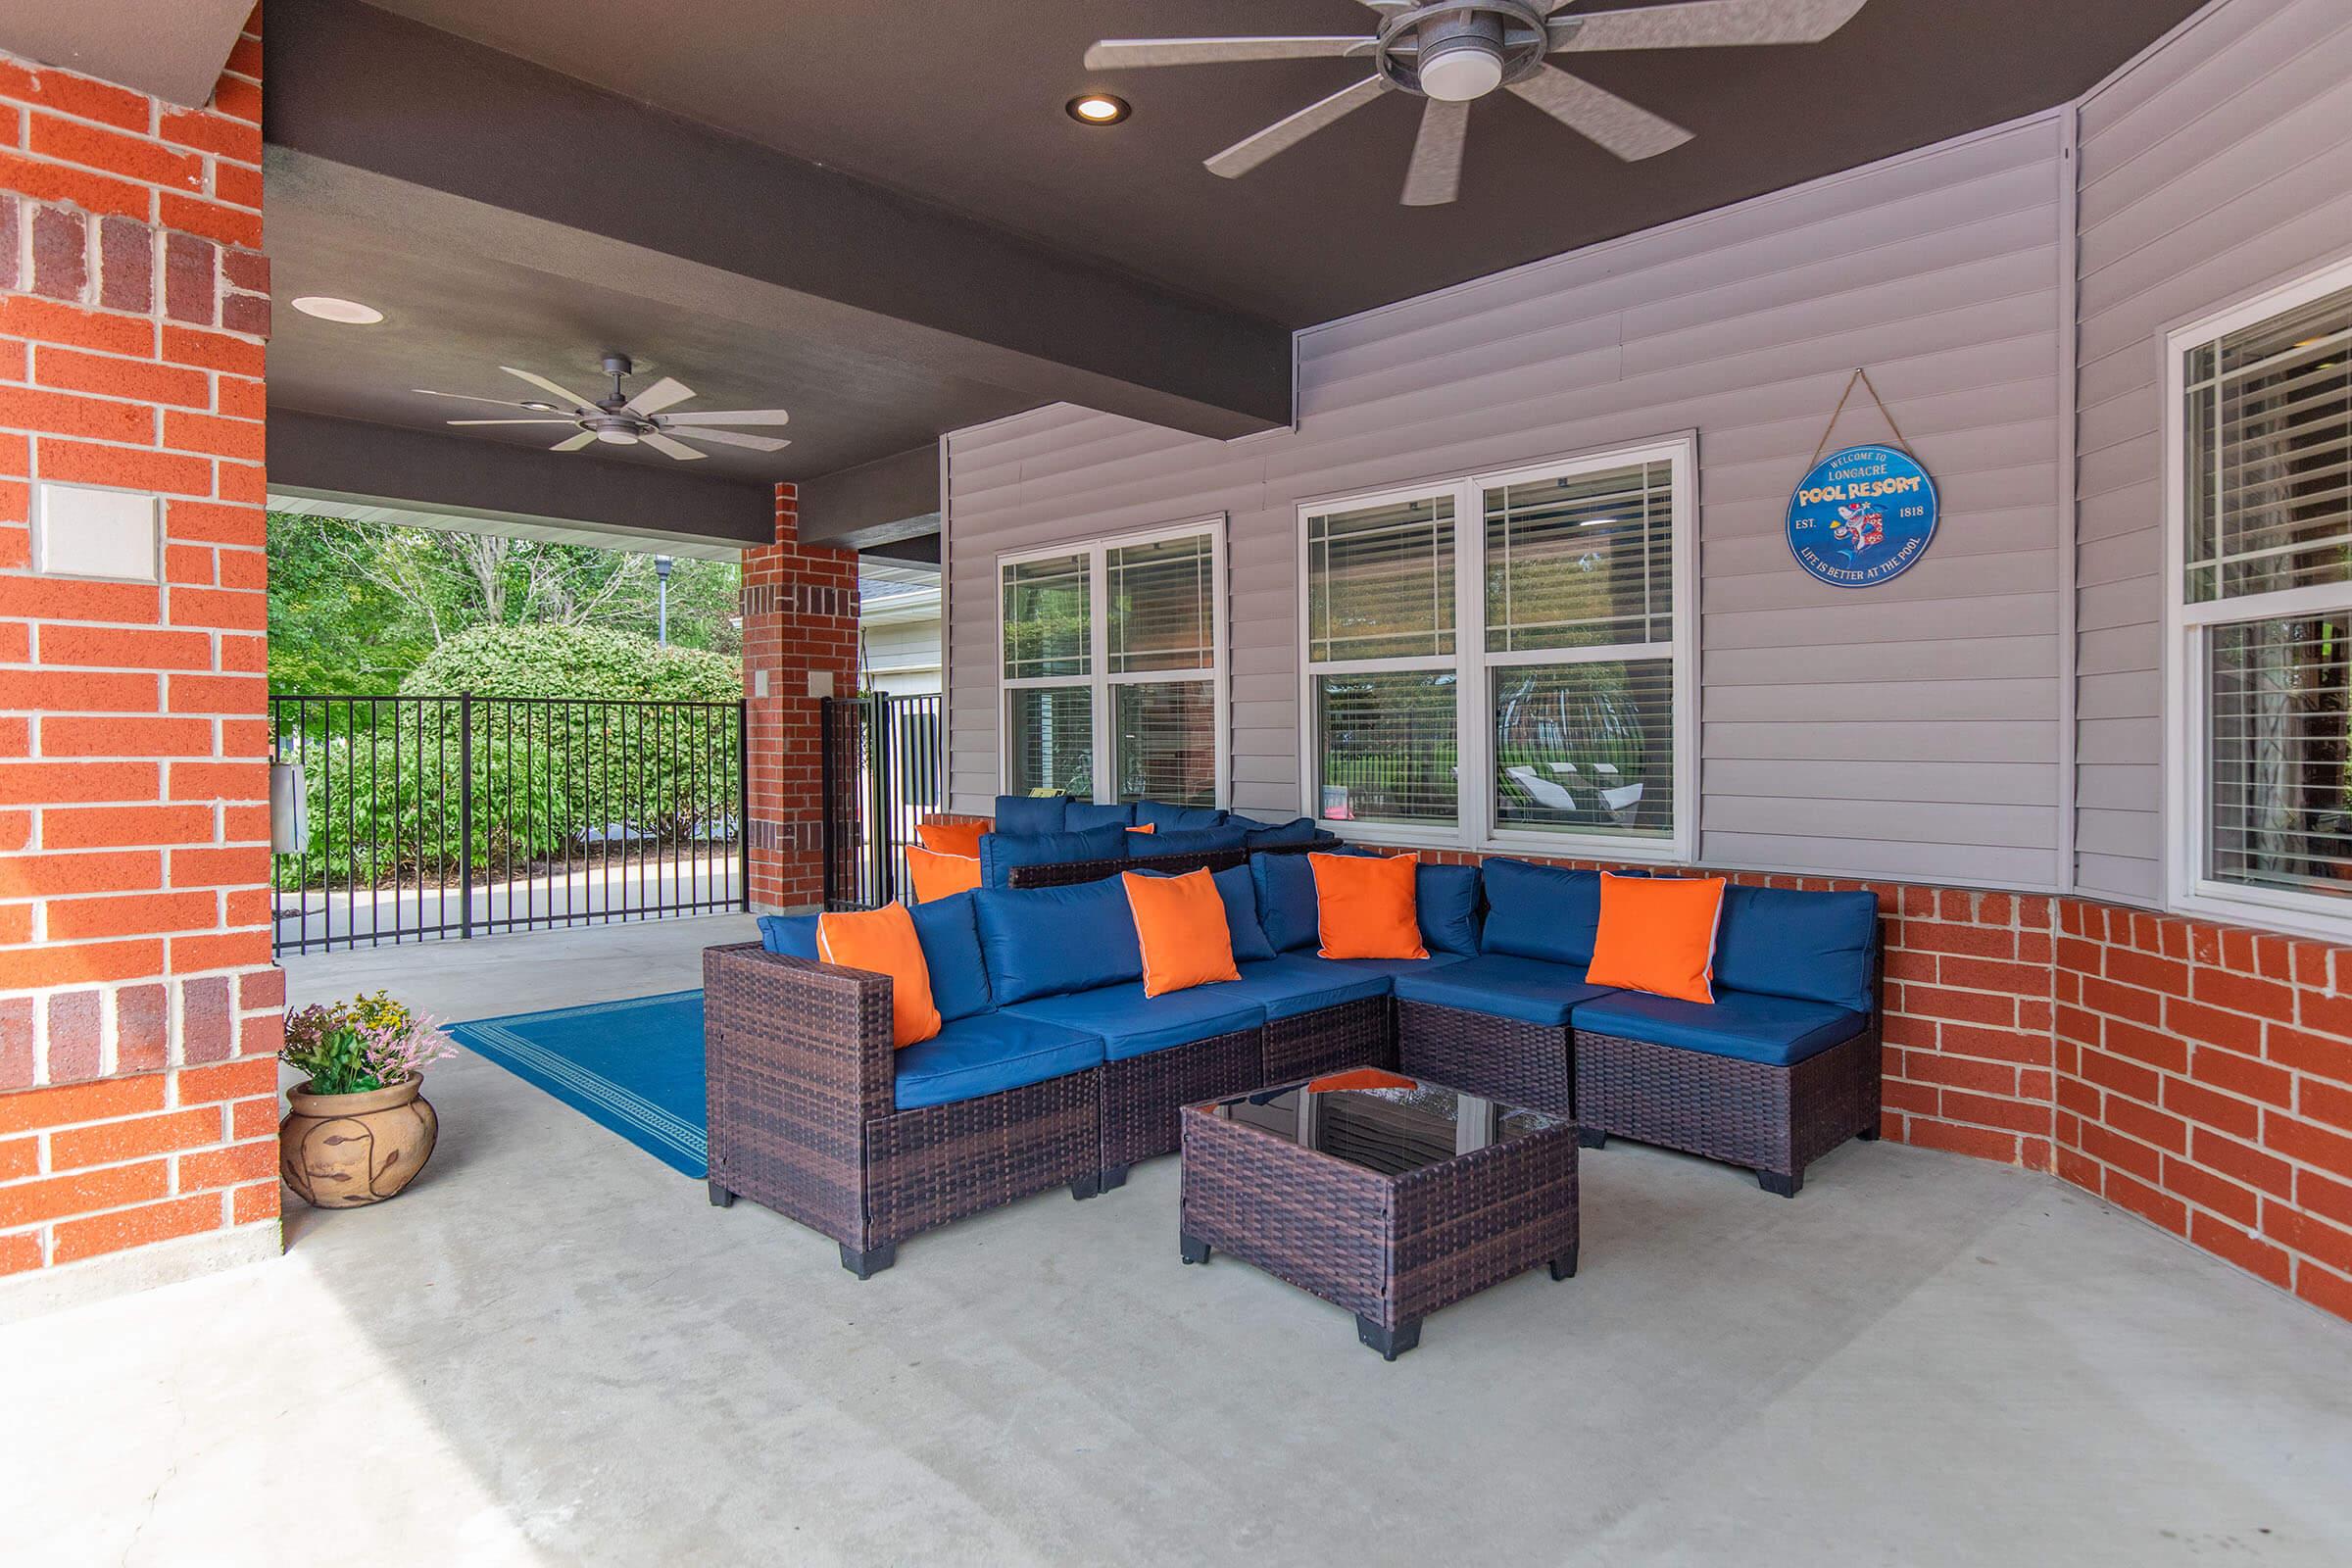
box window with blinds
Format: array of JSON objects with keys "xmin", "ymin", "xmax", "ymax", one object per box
[
  {"xmin": 2175, "ymin": 266, "xmax": 2352, "ymax": 923},
  {"xmin": 1000, "ymin": 524, "xmax": 1223, "ymax": 809},
  {"xmin": 1301, "ymin": 441, "xmax": 1691, "ymax": 854}
]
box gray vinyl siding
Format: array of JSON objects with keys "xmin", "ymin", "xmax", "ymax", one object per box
[
  {"xmin": 2070, "ymin": 0, "xmax": 2352, "ymax": 905},
  {"xmin": 949, "ymin": 114, "xmax": 2071, "ymax": 889}
]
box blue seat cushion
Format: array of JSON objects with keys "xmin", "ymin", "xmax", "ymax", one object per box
[
  {"xmin": 1392, "ymin": 953, "xmax": 1616, "ymax": 1027},
  {"xmin": 1479, "ymin": 859, "xmax": 1603, "ymax": 966},
  {"xmin": 971, "ymin": 880, "xmax": 1142, "ymax": 1004},
  {"xmin": 892, "ymin": 1011, "xmax": 1107, "ymax": 1111},
  {"xmin": 1064, "ymin": 801, "xmax": 1137, "ymax": 830},
  {"xmin": 1004, "ymin": 981, "xmax": 1265, "ymax": 1062},
  {"xmin": 1575, "ymin": 988, "xmax": 1868, "ymax": 1067},
  {"xmin": 993, "ymin": 794, "xmax": 1069, "ymax": 836},
  {"xmin": 1137, "ymin": 822, "xmax": 1250, "ymax": 858},
  {"xmin": 1308, "ymin": 951, "xmax": 1471, "ymax": 981},
  {"xmin": 1134, "ymin": 800, "xmax": 1227, "ymax": 832},
  {"xmin": 1713, "ymin": 886, "xmax": 1880, "ymax": 1014},
  {"xmin": 1221, "ymin": 954, "xmax": 1395, "ymax": 1022},
  {"xmin": 757, "ymin": 912, "xmax": 818, "ymax": 959},
  {"xmin": 978, "ymin": 822, "xmax": 1132, "ymax": 888}
]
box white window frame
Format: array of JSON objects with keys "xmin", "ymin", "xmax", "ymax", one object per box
[
  {"xmin": 2164, "ymin": 251, "xmax": 2352, "ymax": 941},
  {"xmin": 1296, "ymin": 435, "xmax": 1698, "ymax": 863},
  {"xmin": 997, "ymin": 516, "xmax": 1229, "ymax": 808}
]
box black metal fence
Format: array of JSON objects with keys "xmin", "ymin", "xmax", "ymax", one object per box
[
  {"xmin": 270, "ymin": 692, "xmax": 747, "ymax": 956},
  {"xmin": 821, "ymin": 691, "xmax": 944, "ymax": 909}
]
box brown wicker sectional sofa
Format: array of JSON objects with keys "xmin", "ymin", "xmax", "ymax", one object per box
[{"xmin": 705, "ymin": 848, "xmax": 1885, "ymax": 1273}]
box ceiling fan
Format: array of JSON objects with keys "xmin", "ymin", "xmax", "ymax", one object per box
[
  {"xmin": 1084, "ymin": 0, "xmax": 1870, "ymax": 206},
  {"xmin": 414, "ymin": 353, "xmax": 791, "ymax": 462}
]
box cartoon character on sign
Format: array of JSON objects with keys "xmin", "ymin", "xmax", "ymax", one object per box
[{"xmin": 1832, "ymin": 501, "xmax": 1885, "ymax": 561}]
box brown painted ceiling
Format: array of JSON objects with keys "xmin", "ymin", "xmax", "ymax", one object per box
[{"xmin": 357, "ymin": 0, "xmax": 2203, "ymax": 326}]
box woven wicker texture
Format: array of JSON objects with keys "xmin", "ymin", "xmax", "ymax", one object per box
[
  {"xmin": 1262, "ymin": 996, "xmax": 1396, "ymax": 1083},
  {"xmin": 1102, "ymin": 1028, "xmax": 1263, "ymax": 1170},
  {"xmin": 865, "ymin": 1069, "xmax": 1101, "ymax": 1242},
  {"xmin": 1396, "ymin": 1001, "xmax": 1575, "ymax": 1118},
  {"xmin": 1573, "ymin": 1023, "xmax": 1880, "ymax": 1184}
]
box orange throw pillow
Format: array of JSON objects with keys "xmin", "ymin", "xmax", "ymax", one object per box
[
  {"xmin": 1309, "ymin": 852, "xmax": 1427, "ymax": 961},
  {"xmin": 905, "ymin": 846, "xmax": 981, "ymax": 904},
  {"xmin": 816, "ymin": 904, "xmax": 942, "ymax": 1048},
  {"xmin": 1306, "ymin": 1067, "xmax": 1416, "ymax": 1093},
  {"xmin": 1120, "ymin": 868, "xmax": 1240, "ymax": 998},
  {"xmin": 1126, "ymin": 822, "xmax": 1156, "ymax": 835},
  {"xmin": 1585, "ymin": 873, "xmax": 1726, "ymax": 1004},
  {"xmin": 914, "ymin": 818, "xmax": 987, "ymax": 858}
]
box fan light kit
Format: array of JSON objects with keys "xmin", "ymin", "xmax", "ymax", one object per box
[
  {"xmin": 291, "ymin": 296, "xmax": 385, "ymax": 324},
  {"xmin": 1085, "ymin": 0, "xmax": 1869, "ymax": 205},
  {"xmin": 1067, "ymin": 93, "xmax": 1131, "ymax": 124},
  {"xmin": 414, "ymin": 352, "xmax": 793, "ymax": 463}
]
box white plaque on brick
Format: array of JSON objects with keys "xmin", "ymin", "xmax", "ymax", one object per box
[{"xmin": 32, "ymin": 483, "xmax": 162, "ymax": 582}]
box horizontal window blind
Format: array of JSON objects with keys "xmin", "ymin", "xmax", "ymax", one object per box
[
  {"xmin": 1486, "ymin": 461, "xmax": 1674, "ymax": 652},
  {"xmin": 1114, "ymin": 680, "xmax": 1215, "ymax": 806},
  {"xmin": 1306, "ymin": 494, "xmax": 1455, "ymax": 662},
  {"xmin": 1003, "ymin": 553, "xmax": 1091, "ymax": 678},
  {"xmin": 1107, "ymin": 534, "xmax": 1213, "ymax": 674},
  {"xmin": 2205, "ymin": 612, "xmax": 2352, "ymax": 898},
  {"xmin": 1493, "ymin": 659, "xmax": 1675, "ymax": 840},
  {"xmin": 1006, "ymin": 686, "xmax": 1093, "ymax": 801},
  {"xmin": 1313, "ymin": 670, "xmax": 1458, "ymax": 826}
]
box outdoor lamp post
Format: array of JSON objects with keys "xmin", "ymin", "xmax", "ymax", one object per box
[{"xmin": 656, "ymin": 555, "xmax": 673, "ymax": 645}]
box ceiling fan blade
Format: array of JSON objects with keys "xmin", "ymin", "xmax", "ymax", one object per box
[
  {"xmin": 662, "ymin": 408, "xmax": 791, "ymax": 427},
  {"xmin": 1506, "ymin": 66, "xmax": 1692, "ymax": 161},
  {"xmin": 552, "ymin": 432, "xmax": 597, "ymax": 452},
  {"xmin": 446, "ymin": 418, "xmax": 579, "ymax": 425},
  {"xmin": 1085, "ymin": 36, "xmax": 1374, "ymax": 70},
  {"xmin": 500, "ymin": 366, "xmax": 602, "ymax": 412},
  {"xmin": 415, "ymin": 388, "xmax": 545, "ymax": 411},
  {"xmin": 1549, "ymin": 0, "xmax": 1868, "ymax": 51},
  {"xmin": 1206, "ymin": 76, "xmax": 1390, "ymax": 179},
  {"xmin": 1400, "ymin": 99, "xmax": 1470, "ymax": 207},
  {"xmin": 622, "ymin": 375, "xmax": 695, "ymax": 416},
  {"xmin": 663, "ymin": 426, "xmax": 791, "ymax": 453},
  {"xmin": 640, "ymin": 431, "xmax": 708, "ymax": 462}
]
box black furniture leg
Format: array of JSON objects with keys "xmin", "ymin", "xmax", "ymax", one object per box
[
  {"xmin": 1100, "ymin": 1164, "xmax": 1130, "ymax": 1192},
  {"xmin": 1070, "ymin": 1173, "xmax": 1102, "ymax": 1200},
  {"xmin": 707, "ymin": 1180, "xmax": 735, "ymax": 1207},
  {"xmin": 1356, "ymin": 1315, "xmax": 1422, "ymax": 1360},
  {"xmin": 1179, "ymin": 1232, "xmax": 1210, "ymax": 1265},
  {"xmin": 1856, "ymin": 1126, "xmax": 1882, "ymax": 1141},
  {"xmin": 839, "ymin": 1241, "xmax": 897, "ymax": 1278},
  {"xmin": 1548, "ymin": 1246, "xmax": 1579, "ymax": 1281},
  {"xmin": 1757, "ymin": 1169, "xmax": 1802, "ymax": 1198},
  {"xmin": 1575, "ymin": 1128, "xmax": 1607, "ymax": 1149}
]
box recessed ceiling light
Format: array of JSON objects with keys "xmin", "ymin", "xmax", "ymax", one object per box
[
  {"xmin": 1067, "ymin": 93, "xmax": 1130, "ymax": 125},
  {"xmin": 291, "ymin": 296, "xmax": 385, "ymax": 325}
]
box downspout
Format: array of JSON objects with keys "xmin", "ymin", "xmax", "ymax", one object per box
[{"xmin": 2055, "ymin": 104, "xmax": 2081, "ymax": 897}]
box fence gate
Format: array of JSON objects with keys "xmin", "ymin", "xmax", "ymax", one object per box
[
  {"xmin": 821, "ymin": 692, "xmax": 944, "ymax": 909},
  {"xmin": 270, "ymin": 692, "xmax": 748, "ymax": 956}
]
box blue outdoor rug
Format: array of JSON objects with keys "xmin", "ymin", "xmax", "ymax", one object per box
[{"xmin": 447, "ymin": 990, "xmax": 707, "ymax": 1177}]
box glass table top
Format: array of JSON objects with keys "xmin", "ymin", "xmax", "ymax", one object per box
[{"xmin": 1200, "ymin": 1070, "xmax": 1571, "ymax": 1177}]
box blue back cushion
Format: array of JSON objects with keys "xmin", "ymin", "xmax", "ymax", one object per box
[
  {"xmin": 1211, "ymin": 863, "xmax": 1279, "ymax": 962},
  {"xmin": 971, "ymin": 881, "xmax": 1143, "ymax": 1004},
  {"xmin": 757, "ymin": 902, "xmax": 989, "ymax": 1022},
  {"xmin": 757, "ymin": 912, "xmax": 818, "ymax": 959},
  {"xmin": 1064, "ymin": 801, "xmax": 1137, "ymax": 830},
  {"xmin": 1480, "ymin": 858, "xmax": 1605, "ymax": 965},
  {"xmin": 1250, "ymin": 850, "xmax": 1320, "ymax": 953},
  {"xmin": 1416, "ymin": 863, "xmax": 1482, "ymax": 956},
  {"xmin": 906, "ymin": 892, "xmax": 993, "ymax": 1023},
  {"xmin": 977, "ymin": 823, "xmax": 1133, "ymax": 888},
  {"xmin": 1713, "ymin": 885, "xmax": 1881, "ymax": 1014},
  {"xmin": 1134, "ymin": 800, "xmax": 1227, "ymax": 832},
  {"xmin": 993, "ymin": 794, "xmax": 1069, "ymax": 836},
  {"xmin": 1228, "ymin": 813, "xmax": 1325, "ymax": 850},
  {"xmin": 1137, "ymin": 822, "xmax": 1250, "ymax": 859}
]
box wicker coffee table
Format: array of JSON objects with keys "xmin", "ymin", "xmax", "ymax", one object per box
[{"xmin": 1178, "ymin": 1070, "xmax": 1581, "ymax": 1359}]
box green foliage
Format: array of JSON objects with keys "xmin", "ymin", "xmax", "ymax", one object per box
[
  {"xmin": 267, "ymin": 513, "xmax": 439, "ymax": 693},
  {"xmin": 282, "ymin": 991, "xmax": 454, "ymax": 1093},
  {"xmin": 400, "ymin": 623, "xmax": 739, "ymax": 703}
]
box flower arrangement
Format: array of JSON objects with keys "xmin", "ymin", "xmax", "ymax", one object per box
[{"xmin": 282, "ymin": 990, "xmax": 457, "ymax": 1096}]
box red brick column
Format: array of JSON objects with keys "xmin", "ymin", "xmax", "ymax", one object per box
[
  {"xmin": 740, "ymin": 484, "xmax": 858, "ymax": 912},
  {"xmin": 0, "ymin": 15, "xmax": 281, "ymax": 1295}
]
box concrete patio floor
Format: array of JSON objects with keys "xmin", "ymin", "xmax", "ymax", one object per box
[{"xmin": 5, "ymin": 917, "xmax": 2351, "ymax": 1566}]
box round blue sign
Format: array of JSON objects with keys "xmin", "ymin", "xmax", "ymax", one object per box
[{"xmin": 1785, "ymin": 444, "xmax": 1938, "ymax": 588}]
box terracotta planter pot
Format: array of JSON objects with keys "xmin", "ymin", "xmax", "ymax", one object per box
[{"xmin": 280, "ymin": 1074, "xmax": 440, "ymax": 1208}]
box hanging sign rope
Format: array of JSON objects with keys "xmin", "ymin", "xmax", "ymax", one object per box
[{"xmin": 1785, "ymin": 368, "xmax": 1938, "ymax": 589}]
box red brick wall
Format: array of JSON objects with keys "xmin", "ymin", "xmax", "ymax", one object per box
[
  {"xmin": 741, "ymin": 484, "xmax": 858, "ymax": 912},
  {"xmin": 0, "ymin": 14, "xmax": 281, "ymax": 1283}
]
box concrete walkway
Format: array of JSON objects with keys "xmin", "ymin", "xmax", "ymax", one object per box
[{"xmin": 4, "ymin": 917, "xmax": 2350, "ymax": 1565}]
